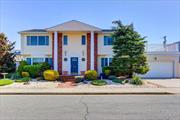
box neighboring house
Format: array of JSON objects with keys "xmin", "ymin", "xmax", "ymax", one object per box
[
  {"xmin": 166, "ymin": 41, "xmax": 180, "ymax": 52},
  {"xmin": 18, "ymin": 20, "xmax": 180, "ymax": 78},
  {"xmin": 13, "ymin": 50, "xmax": 23, "ymax": 68}
]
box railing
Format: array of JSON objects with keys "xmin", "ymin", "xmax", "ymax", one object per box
[{"xmin": 146, "ymin": 44, "xmax": 179, "ymax": 52}]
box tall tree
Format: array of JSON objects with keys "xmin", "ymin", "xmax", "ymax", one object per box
[
  {"xmin": 0, "ymin": 33, "xmax": 16, "ymax": 73},
  {"xmin": 111, "ymin": 20, "xmax": 149, "ymax": 78}
]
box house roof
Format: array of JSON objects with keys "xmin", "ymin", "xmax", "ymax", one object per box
[
  {"xmin": 18, "ymin": 20, "xmax": 115, "ymax": 33},
  {"xmin": 102, "ymin": 29, "xmax": 115, "ymax": 32},
  {"xmin": 46, "ymin": 20, "xmax": 102, "ymax": 32},
  {"xmin": 18, "ymin": 29, "xmax": 47, "ymax": 33}
]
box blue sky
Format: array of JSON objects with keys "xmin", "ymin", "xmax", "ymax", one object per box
[{"xmin": 0, "ymin": 0, "xmax": 180, "ymax": 49}]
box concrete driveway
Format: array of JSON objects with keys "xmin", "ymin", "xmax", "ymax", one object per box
[{"xmin": 145, "ymin": 79, "xmax": 180, "ymax": 88}]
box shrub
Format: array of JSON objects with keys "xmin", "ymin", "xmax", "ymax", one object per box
[
  {"xmin": 15, "ymin": 77, "xmax": 31, "ymax": 83},
  {"xmin": 112, "ymin": 78, "xmax": 123, "ymax": 84},
  {"xmin": 17, "ymin": 61, "xmax": 28, "ymax": 75},
  {"xmin": 91, "ymin": 80, "xmax": 107, "ymax": 86},
  {"xmin": 21, "ymin": 72, "xmax": 30, "ymax": 77},
  {"xmin": 0, "ymin": 79, "xmax": 13, "ymax": 86},
  {"xmin": 43, "ymin": 70, "xmax": 59, "ymax": 81},
  {"xmin": 85, "ymin": 70, "xmax": 98, "ymax": 80},
  {"xmin": 130, "ymin": 76, "xmax": 143, "ymax": 85},
  {"xmin": 39, "ymin": 62, "xmax": 51, "ymax": 76},
  {"xmin": 102, "ymin": 66, "xmax": 111, "ymax": 73},
  {"xmin": 75, "ymin": 76, "xmax": 84, "ymax": 83},
  {"xmin": 23, "ymin": 64, "xmax": 42, "ymax": 78},
  {"xmin": 108, "ymin": 75, "xmax": 117, "ymax": 80}
]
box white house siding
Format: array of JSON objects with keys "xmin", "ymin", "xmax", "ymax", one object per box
[
  {"xmin": 98, "ymin": 33, "xmax": 113, "ymax": 55},
  {"xmin": 97, "ymin": 33, "xmax": 113, "ymax": 74},
  {"xmin": 21, "ymin": 33, "xmax": 52, "ymax": 58},
  {"xmin": 62, "ymin": 32, "xmax": 87, "ymax": 75}
]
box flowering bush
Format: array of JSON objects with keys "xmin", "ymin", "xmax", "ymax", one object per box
[
  {"xmin": 43, "ymin": 70, "xmax": 59, "ymax": 81},
  {"xmin": 85, "ymin": 70, "xmax": 98, "ymax": 80}
]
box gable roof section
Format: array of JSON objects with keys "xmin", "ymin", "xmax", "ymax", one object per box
[{"xmin": 46, "ymin": 20, "xmax": 101, "ymax": 31}]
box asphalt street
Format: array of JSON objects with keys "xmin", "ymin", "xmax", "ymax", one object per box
[{"xmin": 0, "ymin": 95, "xmax": 180, "ymax": 120}]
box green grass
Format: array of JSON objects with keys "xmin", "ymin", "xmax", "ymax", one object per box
[
  {"xmin": 91, "ymin": 80, "xmax": 107, "ymax": 86},
  {"xmin": 0, "ymin": 79, "xmax": 14, "ymax": 86}
]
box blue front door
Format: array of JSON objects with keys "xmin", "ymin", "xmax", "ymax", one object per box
[{"xmin": 71, "ymin": 57, "xmax": 78, "ymax": 75}]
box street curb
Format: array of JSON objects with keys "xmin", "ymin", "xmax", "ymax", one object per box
[{"xmin": 0, "ymin": 92, "xmax": 173, "ymax": 95}]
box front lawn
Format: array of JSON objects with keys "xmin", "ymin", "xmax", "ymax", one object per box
[{"xmin": 0, "ymin": 79, "xmax": 14, "ymax": 86}]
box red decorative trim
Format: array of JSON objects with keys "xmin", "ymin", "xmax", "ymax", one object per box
[
  {"xmin": 94, "ymin": 33, "xmax": 98, "ymax": 71},
  {"xmin": 58, "ymin": 33, "xmax": 63, "ymax": 74},
  {"xmin": 52, "ymin": 33, "xmax": 54, "ymax": 69},
  {"xmin": 87, "ymin": 33, "xmax": 91, "ymax": 70}
]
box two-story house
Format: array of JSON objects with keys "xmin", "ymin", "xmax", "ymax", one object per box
[{"xmin": 19, "ymin": 20, "xmax": 180, "ymax": 78}]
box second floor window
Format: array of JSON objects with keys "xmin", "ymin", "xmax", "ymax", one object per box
[
  {"xmin": 63, "ymin": 35, "xmax": 68, "ymax": 45},
  {"xmin": 81, "ymin": 35, "xmax": 86, "ymax": 45},
  {"xmin": 39, "ymin": 36, "xmax": 49, "ymax": 45},
  {"xmin": 27, "ymin": 36, "xmax": 49, "ymax": 46},
  {"xmin": 104, "ymin": 36, "xmax": 113, "ymax": 46}
]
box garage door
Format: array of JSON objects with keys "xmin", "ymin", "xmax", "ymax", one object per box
[{"xmin": 142, "ymin": 62, "xmax": 174, "ymax": 78}]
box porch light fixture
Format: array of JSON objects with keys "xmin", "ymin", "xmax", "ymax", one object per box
[
  {"xmin": 82, "ymin": 58, "xmax": 85, "ymax": 61},
  {"xmin": 64, "ymin": 58, "xmax": 68, "ymax": 61}
]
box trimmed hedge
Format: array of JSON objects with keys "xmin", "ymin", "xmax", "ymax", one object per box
[
  {"xmin": 23, "ymin": 64, "xmax": 42, "ymax": 78},
  {"xmin": 91, "ymin": 80, "xmax": 107, "ymax": 86},
  {"xmin": 112, "ymin": 79, "xmax": 123, "ymax": 84},
  {"xmin": 108, "ymin": 75, "xmax": 117, "ymax": 80}
]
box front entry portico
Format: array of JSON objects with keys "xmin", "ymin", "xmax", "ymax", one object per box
[{"xmin": 47, "ymin": 20, "xmax": 101, "ymax": 75}]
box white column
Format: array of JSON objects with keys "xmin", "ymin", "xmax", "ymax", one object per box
[
  {"xmin": 90, "ymin": 31, "xmax": 94, "ymax": 70},
  {"xmin": 54, "ymin": 31, "xmax": 58, "ymax": 71}
]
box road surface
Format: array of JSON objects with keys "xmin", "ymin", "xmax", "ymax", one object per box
[{"xmin": 0, "ymin": 95, "xmax": 180, "ymax": 120}]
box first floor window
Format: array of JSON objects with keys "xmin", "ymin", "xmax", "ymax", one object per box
[
  {"xmin": 109, "ymin": 58, "xmax": 113, "ymax": 65},
  {"xmin": 26, "ymin": 58, "xmax": 31, "ymax": 65},
  {"xmin": 32, "ymin": 58, "xmax": 44, "ymax": 64},
  {"xmin": 101, "ymin": 57, "xmax": 113, "ymax": 67},
  {"xmin": 45, "ymin": 58, "xmax": 53, "ymax": 67},
  {"xmin": 101, "ymin": 58, "xmax": 108, "ymax": 67}
]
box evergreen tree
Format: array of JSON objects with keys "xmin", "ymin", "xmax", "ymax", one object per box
[
  {"xmin": 111, "ymin": 20, "xmax": 149, "ymax": 78},
  {"xmin": 0, "ymin": 33, "xmax": 16, "ymax": 73}
]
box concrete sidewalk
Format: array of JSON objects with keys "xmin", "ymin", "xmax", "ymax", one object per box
[
  {"xmin": 0, "ymin": 87, "xmax": 179, "ymax": 95},
  {"xmin": 146, "ymin": 79, "xmax": 180, "ymax": 88}
]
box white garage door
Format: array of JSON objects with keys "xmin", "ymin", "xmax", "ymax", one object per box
[{"xmin": 142, "ymin": 62, "xmax": 174, "ymax": 78}]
